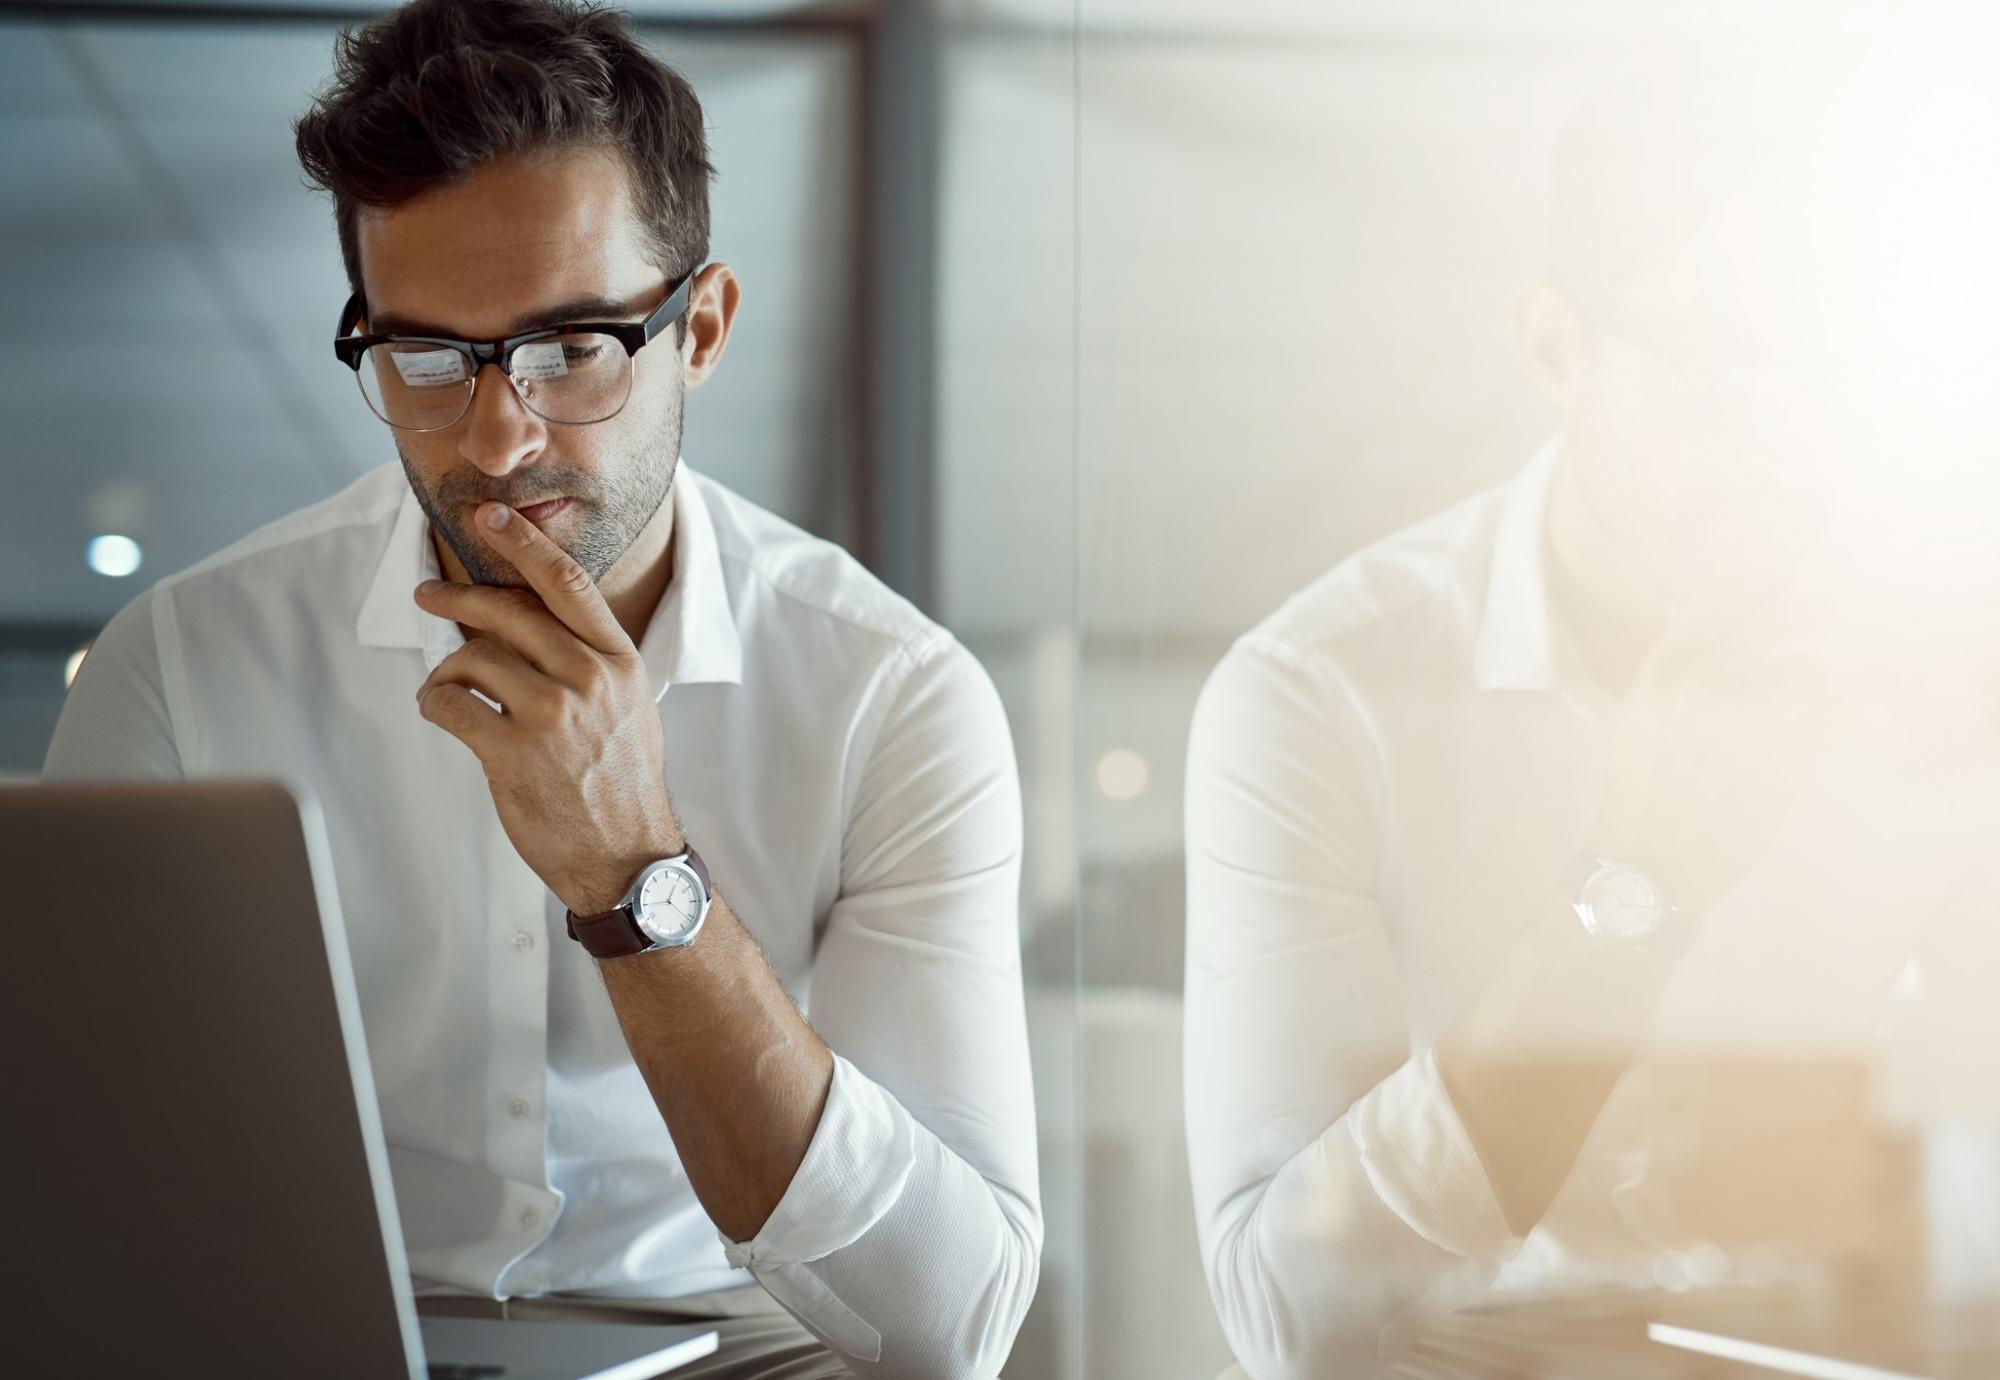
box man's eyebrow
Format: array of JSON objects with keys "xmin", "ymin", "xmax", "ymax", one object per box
[{"xmin": 368, "ymin": 294, "xmax": 640, "ymax": 338}]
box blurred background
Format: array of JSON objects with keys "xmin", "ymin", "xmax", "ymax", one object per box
[{"xmin": 7, "ymin": 1, "xmax": 2000, "ymax": 1377}]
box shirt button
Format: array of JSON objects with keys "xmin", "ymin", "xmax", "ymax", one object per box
[
  {"xmin": 512, "ymin": 930, "xmax": 535, "ymax": 952},
  {"xmin": 508, "ymin": 1097, "xmax": 531, "ymax": 1119},
  {"xmin": 520, "ymin": 1207, "xmax": 541, "ymax": 1232}
]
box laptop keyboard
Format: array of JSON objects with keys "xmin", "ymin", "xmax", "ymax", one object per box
[{"xmin": 426, "ymin": 1367, "xmax": 505, "ymax": 1379}]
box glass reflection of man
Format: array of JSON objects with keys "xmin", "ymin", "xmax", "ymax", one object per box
[
  {"xmin": 1182, "ymin": 61, "xmax": 1983, "ymax": 1379},
  {"xmin": 43, "ymin": 2, "xmax": 1038, "ymax": 1375}
]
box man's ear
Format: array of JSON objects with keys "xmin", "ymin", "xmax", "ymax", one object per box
[
  {"xmin": 1514, "ymin": 280, "xmax": 1587, "ymax": 408},
  {"xmin": 681, "ymin": 262, "xmax": 742, "ymax": 390}
]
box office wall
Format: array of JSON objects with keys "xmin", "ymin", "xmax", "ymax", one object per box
[{"xmin": 1054, "ymin": 4, "xmax": 2000, "ymax": 1376}]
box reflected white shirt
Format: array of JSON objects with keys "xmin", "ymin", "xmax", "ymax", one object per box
[
  {"xmin": 1185, "ymin": 442, "xmax": 1581, "ymax": 1380},
  {"xmin": 1184, "ymin": 438, "xmax": 1997, "ymax": 1379},
  {"xmin": 43, "ymin": 460, "xmax": 1041, "ymax": 1380}
]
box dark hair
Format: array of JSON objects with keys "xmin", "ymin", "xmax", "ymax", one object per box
[
  {"xmin": 293, "ymin": 0, "xmax": 713, "ymax": 303},
  {"xmin": 1545, "ymin": 53, "xmax": 1836, "ymax": 309}
]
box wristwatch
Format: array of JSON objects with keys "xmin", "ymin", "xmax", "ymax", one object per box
[
  {"xmin": 1569, "ymin": 854, "xmax": 1694, "ymax": 957},
  {"xmin": 564, "ymin": 846, "xmax": 713, "ymax": 960}
]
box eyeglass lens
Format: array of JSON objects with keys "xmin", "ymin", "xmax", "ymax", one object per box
[{"xmin": 357, "ymin": 332, "xmax": 632, "ymax": 430}]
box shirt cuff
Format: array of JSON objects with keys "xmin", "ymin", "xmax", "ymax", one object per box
[
  {"xmin": 719, "ymin": 1052, "xmax": 916, "ymax": 1270},
  {"xmin": 1345, "ymin": 1047, "xmax": 1524, "ymax": 1263}
]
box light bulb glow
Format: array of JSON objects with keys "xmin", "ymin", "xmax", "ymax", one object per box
[
  {"xmin": 86, "ymin": 534, "xmax": 142, "ymax": 577},
  {"xmin": 1093, "ymin": 748, "xmax": 1151, "ymax": 802}
]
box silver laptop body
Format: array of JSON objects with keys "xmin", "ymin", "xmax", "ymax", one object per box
[{"xmin": 1, "ymin": 779, "xmax": 717, "ymax": 1380}]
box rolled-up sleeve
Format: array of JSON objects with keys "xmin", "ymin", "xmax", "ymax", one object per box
[
  {"xmin": 719, "ymin": 635, "xmax": 1041, "ymax": 1379},
  {"xmin": 1185, "ymin": 637, "xmax": 1518, "ymax": 1380}
]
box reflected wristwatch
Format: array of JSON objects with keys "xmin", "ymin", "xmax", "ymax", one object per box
[{"xmin": 1569, "ymin": 854, "xmax": 1694, "ymax": 957}]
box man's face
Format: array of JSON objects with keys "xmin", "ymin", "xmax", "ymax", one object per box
[
  {"xmin": 1559, "ymin": 196, "xmax": 1841, "ymax": 611},
  {"xmin": 356, "ymin": 145, "xmax": 684, "ymax": 587}
]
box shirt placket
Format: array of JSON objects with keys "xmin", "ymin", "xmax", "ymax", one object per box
[
  {"xmin": 486, "ymin": 817, "xmax": 555, "ymax": 1229},
  {"xmin": 433, "ymin": 594, "xmax": 560, "ymax": 1282}
]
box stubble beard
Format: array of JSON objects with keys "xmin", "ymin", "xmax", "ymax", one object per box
[{"xmin": 399, "ymin": 393, "xmax": 682, "ymax": 589}]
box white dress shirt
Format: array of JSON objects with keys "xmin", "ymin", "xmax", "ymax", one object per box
[
  {"xmin": 43, "ymin": 459, "xmax": 1041, "ymax": 1380},
  {"xmin": 1183, "ymin": 439, "xmax": 1993, "ymax": 1378}
]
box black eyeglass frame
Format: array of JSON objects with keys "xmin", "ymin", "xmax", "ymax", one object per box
[{"xmin": 331, "ymin": 268, "xmax": 698, "ymax": 429}]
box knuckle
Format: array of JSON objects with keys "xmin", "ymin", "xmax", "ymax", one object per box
[
  {"xmin": 550, "ymin": 557, "xmax": 593, "ymax": 597},
  {"xmin": 523, "ymin": 680, "xmax": 566, "ymax": 720},
  {"xmin": 464, "ymin": 636, "xmax": 506, "ymax": 667}
]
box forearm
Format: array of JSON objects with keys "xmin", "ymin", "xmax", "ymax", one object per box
[
  {"xmin": 1199, "ymin": 949, "xmax": 1657, "ymax": 1380},
  {"xmin": 595, "ymin": 897, "xmax": 834, "ymax": 1242},
  {"xmin": 1191, "ymin": 890, "xmax": 1668, "ymax": 1372},
  {"xmin": 602, "ymin": 891, "xmax": 1040, "ymax": 1379},
  {"xmin": 1193, "ymin": 1046, "xmax": 1523, "ymax": 1380},
  {"xmin": 1433, "ymin": 892, "xmax": 1671, "ymax": 1235}
]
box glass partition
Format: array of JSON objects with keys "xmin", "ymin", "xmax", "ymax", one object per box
[{"xmin": 1077, "ymin": 3, "xmax": 2000, "ymax": 1376}]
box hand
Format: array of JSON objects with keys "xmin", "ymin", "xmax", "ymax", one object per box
[{"xmin": 412, "ymin": 501, "xmax": 682, "ymax": 915}]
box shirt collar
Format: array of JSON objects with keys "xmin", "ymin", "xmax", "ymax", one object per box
[
  {"xmin": 632, "ymin": 467, "xmax": 743, "ymax": 694},
  {"xmin": 1472, "ymin": 435, "xmax": 1564, "ymax": 693},
  {"xmin": 356, "ymin": 461, "xmax": 743, "ymax": 697}
]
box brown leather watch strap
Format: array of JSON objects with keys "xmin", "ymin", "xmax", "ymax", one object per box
[
  {"xmin": 564, "ymin": 902, "xmax": 652, "ymax": 959},
  {"xmin": 680, "ymin": 845, "xmax": 712, "ymax": 900}
]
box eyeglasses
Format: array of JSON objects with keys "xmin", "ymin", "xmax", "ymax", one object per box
[
  {"xmin": 1585, "ymin": 296, "xmax": 1775, "ymax": 419},
  {"xmin": 331, "ymin": 270, "xmax": 696, "ymax": 431}
]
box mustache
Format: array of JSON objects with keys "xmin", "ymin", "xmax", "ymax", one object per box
[{"xmin": 432, "ymin": 472, "xmax": 604, "ymax": 510}]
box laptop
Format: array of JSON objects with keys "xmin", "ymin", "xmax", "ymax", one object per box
[
  {"xmin": 0, "ymin": 778, "xmax": 718, "ymax": 1380},
  {"xmin": 1649, "ymin": 1304, "xmax": 2000, "ymax": 1380}
]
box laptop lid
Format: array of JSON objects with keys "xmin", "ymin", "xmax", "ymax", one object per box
[{"xmin": 2, "ymin": 779, "xmax": 425, "ymax": 1378}]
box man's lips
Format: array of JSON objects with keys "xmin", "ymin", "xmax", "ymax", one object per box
[{"xmin": 479, "ymin": 497, "xmax": 572, "ymax": 527}]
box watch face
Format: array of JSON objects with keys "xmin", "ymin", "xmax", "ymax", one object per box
[
  {"xmin": 635, "ymin": 861, "xmax": 705, "ymax": 945},
  {"xmin": 1580, "ymin": 864, "xmax": 1664, "ymax": 943}
]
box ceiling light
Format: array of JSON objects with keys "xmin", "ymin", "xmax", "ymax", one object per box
[
  {"xmin": 1093, "ymin": 747, "xmax": 1150, "ymax": 802},
  {"xmin": 87, "ymin": 534, "xmax": 142, "ymax": 578}
]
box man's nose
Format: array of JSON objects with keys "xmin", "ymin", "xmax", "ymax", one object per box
[{"xmin": 456, "ymin": 362, "xmax": 548, "ymax": 476}]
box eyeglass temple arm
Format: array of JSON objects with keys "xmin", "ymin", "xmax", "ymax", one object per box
[{"xmin": 641, "ymin": 269, "xmax": 698, "ymax": 341}]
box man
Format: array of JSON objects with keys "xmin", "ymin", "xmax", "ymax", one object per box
[
  {"xmin": 42, "ymin": 2, "xmax": 1038, "ymax": 1376},
  {"xmin": 1183, "ymin": 61, "xmax": 1994, "ymax": 1380}
]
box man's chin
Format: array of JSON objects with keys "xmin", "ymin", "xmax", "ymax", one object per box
[
  {"xmin": 438, "ymin": 530, "xmax": 533, "ymax": 589},
  {"xmin": 448, "ymin": 530, "xmax": 619, "ymax": 590}
]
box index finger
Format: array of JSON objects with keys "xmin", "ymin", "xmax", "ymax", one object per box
[{"xmin": 475, "ymin": 501, "xmax": 632, "ymax": 657}]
